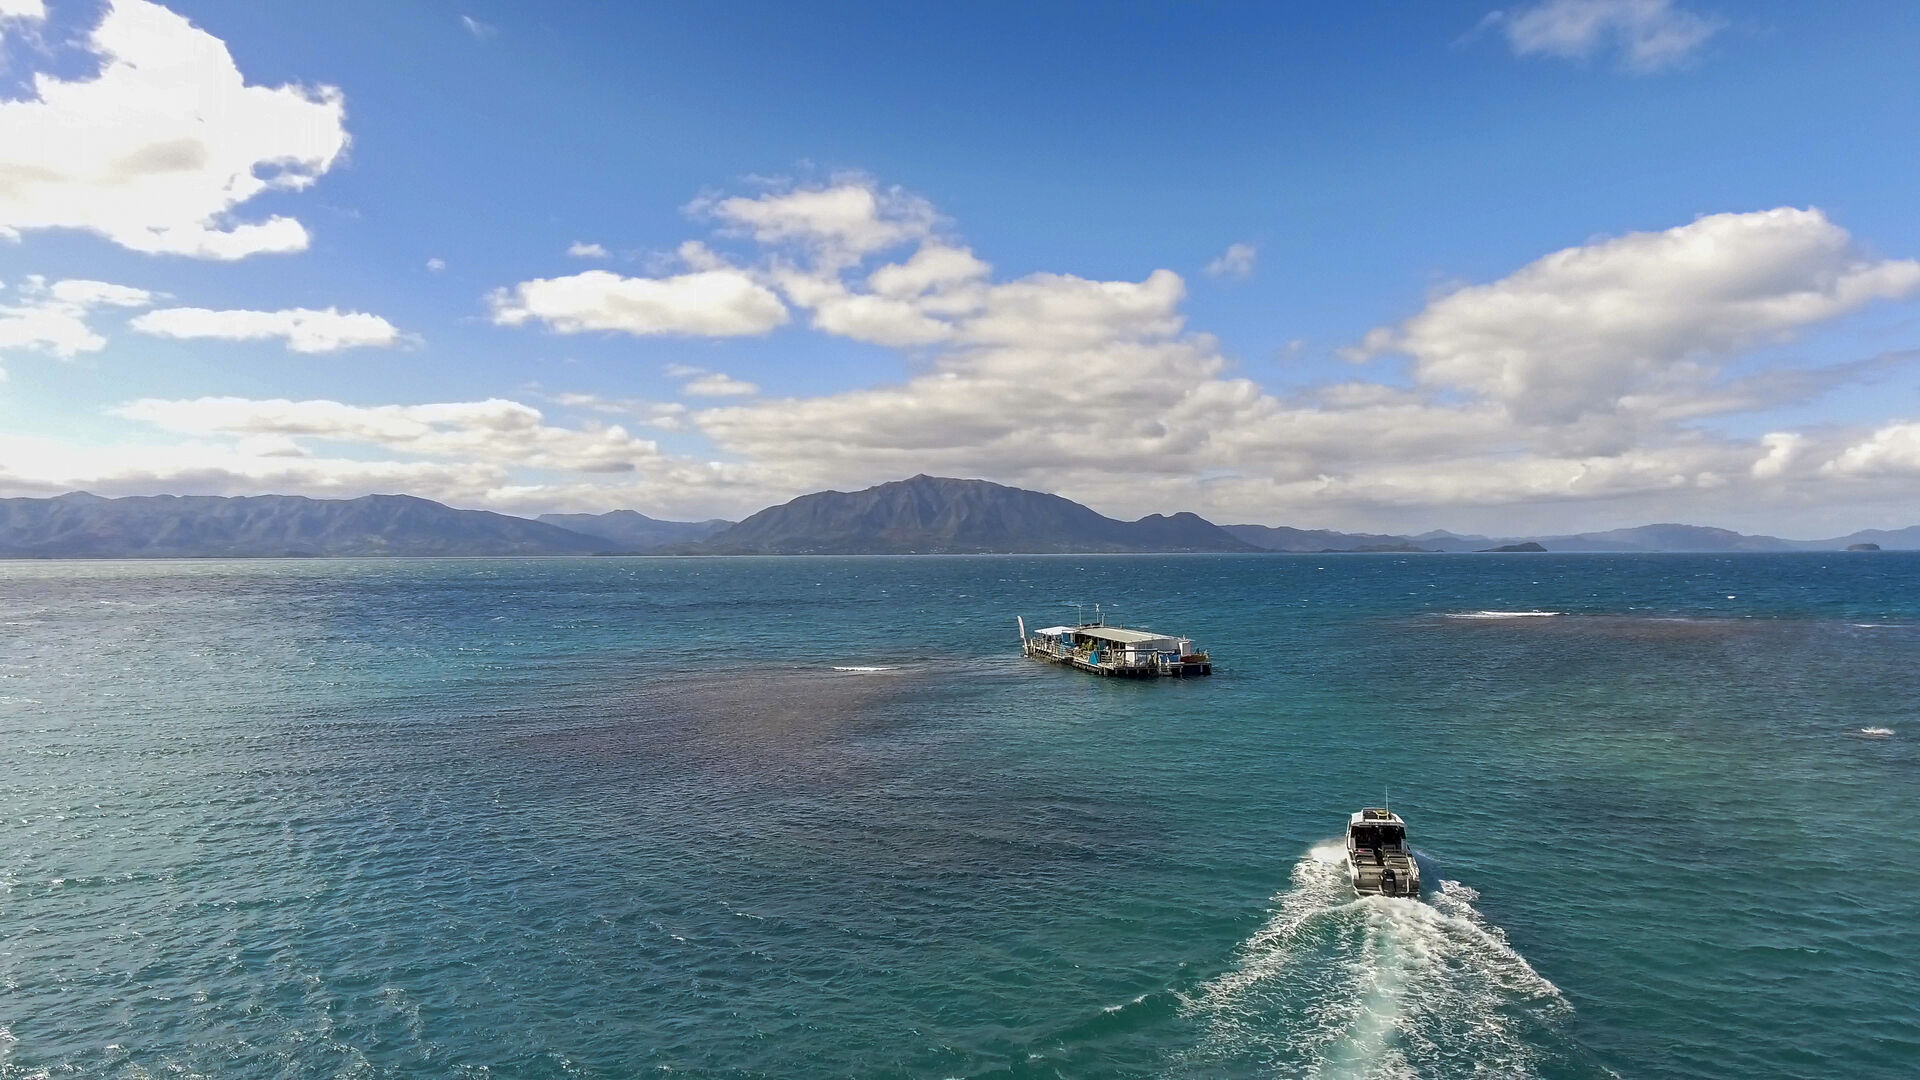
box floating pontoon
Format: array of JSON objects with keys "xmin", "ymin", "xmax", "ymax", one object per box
[{"xmin": 1017, "ymin": 611, "xmax": 1211, "ymax": 678}]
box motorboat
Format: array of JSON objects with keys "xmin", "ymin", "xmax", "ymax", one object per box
[{"xmin": 1346, "ymin": 807, "xmax": 1420, "ymax": 897}]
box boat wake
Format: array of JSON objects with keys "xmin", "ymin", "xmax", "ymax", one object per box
[{"xmin": 1181, "ymin": 842, "xmax": 1583, "ymax": 1078}]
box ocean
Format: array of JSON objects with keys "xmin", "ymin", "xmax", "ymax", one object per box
[{"xmin": 2, "ymin": 554, "xmax": 1916, "ymax": 1079}]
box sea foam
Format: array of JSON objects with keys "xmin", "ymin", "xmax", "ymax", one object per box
[{"xmin": 1183, "ymin": 841, "xmax": 1574, "ymax": 1078}]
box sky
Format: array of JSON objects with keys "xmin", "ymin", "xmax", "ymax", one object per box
[{"xmin": 2, "ymin": 0, "xmax": 1919, "ymax": 536}]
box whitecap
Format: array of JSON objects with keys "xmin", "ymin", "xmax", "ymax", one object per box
[
  {"xmin": 1444, "ymin": 610, "xmax": 1563, "ymax": 619},
  {"xmin": 831, "ymin": 665, "xmax": 897, "ymax": 673},
  {"xmin": 1858, "ymin": 727, "xmax": 1895, "ymax": 738}
]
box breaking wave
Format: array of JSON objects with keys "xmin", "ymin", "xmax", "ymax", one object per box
[
  {"xmin": 1181, "ymin": 842, "xmax": 1585, "ymax": 1078},
  {"xmin": 1858, "ymin": 727, "xmax": 1896, "ymax": 738},
  {"xmin": 830, "ymin": 665, "xmax": 898, "ymax": 673},
  {"xmin": 1444, "ymin": 610, "xmax": 1564, "ymax": 620}
]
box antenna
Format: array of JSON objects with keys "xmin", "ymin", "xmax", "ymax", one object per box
[
  {"xmin": 1094, "ymin": 602, "xmax": 1102, "ymax": 625},
  {"xmin": 1385, "ymin": 786, "xmax": 1390, "ymax": 817}
]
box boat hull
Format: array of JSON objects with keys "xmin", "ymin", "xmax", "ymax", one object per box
[{"xmin": 1023, "ymin": 642, "xmax": 1211, "ymax": 678}]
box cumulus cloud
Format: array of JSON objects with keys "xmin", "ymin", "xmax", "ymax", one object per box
[
  {"xmin": 1823, "ymin": 423, "xmax": 1920, "ymax": 479},
  {"xmin": 551, "ymin": 392, "xmax": 689, "ymax": 430},
  {"xmin": 0, "ymin": 0, "xmax": 349, "ymax": 258},
  {"xmin": 682, "ymin": 373, "xmax": 758, "ymax": 397},
  {"xmin": 426, "ymin": 257, "xmax": 447, "ymax": 272},
  {"xmin": 567, "ymin": 241, "xmax": 610, "ymax": 259},
  {"xmin": 489, "ymin": 268, "xmax": 788, "ymax": 337},
  {"xmin": 1355, "ymin": 208, "xmax": 1920, "ymax": 425},
  {"xmin": 695, "ymin": 180, "xmax": 938, "ymax": 270},
  {"xmin": 1491, "ymin": 0, "xmax": 1726, "ymax": 72},
  {"xmin": 131, "ymin": 307, "xmax": 408, "ymax": 352},
  {"xmin": 658, "ymin": 186, "xmax": 1920, "ymax": 528},
  {"xmin": 22, "ymin": 179, "xmax": 1920, "ymax": 530},
  {"xmin": 1204, "ymin": 242, "xmax": 1258, "ymax": 279},
  {"xmin": 0, "ymin": 276, "xmax": 153, "ymax": 358}
]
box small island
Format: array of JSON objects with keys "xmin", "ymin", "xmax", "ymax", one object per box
[{"xmin": 1480, "ymin": 541, "xmax": 1547, "ymax": 552}]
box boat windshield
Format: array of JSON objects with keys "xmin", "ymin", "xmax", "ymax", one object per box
[{"xmin": 1350, "ymin": 824, "xmax": 1405, "ymax": 850}]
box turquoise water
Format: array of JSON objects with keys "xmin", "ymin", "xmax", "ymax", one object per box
[{"xmin": 2, "ymin": 554, "xmax": 1917, "ymax": 1079}]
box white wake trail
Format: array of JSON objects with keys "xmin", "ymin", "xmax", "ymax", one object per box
[{"xmin": 1183, "ymin": 842, "xmax": 1573, "ymax": 1079}]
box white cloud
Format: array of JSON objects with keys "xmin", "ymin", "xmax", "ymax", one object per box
[
  {"xmin": 130, "ymin": 307, "xmax": 409, "ymax": 352},
  {"xmin": 1355, "ymin": 208, "xmax": 1920, "ymax": 425},
  {"xmin": 551, "ymin": 392, "xmax": 689, "ymax": 430},
  {"xmin": 1823, "ymin": 423, "xmax": 1920, "ymax": 479},
  {"xmin": 489, "ymin": 268, "xmax": 789, "ymax": 337},
  {"xmin": 682, "ymin": 373, "xmax": 758, "ymax": 397},
  {"xmin": 460, "ymin": 14, "xmax": 496, "ymax": 39},
  {"xmin": 19, "ymin": 179, "xmax": 1918, "ymax": 531},
  {"xmin": 567, "ymin": 241, "xmax": 610, "ymax": 259},
  {"xmin": 1751, "ymin": 432, "xmax": 1803, "ymax": 479},
  {"xmin": 867, "ymin": 243, "xmax": 989, "ymax": 298},
  {"xmin": 1494, "ymin": 0, "xmax": 1725, "ymax": 72},
  {"xmin": 0, "ymin": 1, "xmax": 46, "ymax": 23},
  {"xmin": 696, "ymin": 180, "xmax": 937, "ymax": 269},
  {"xmin": 0, "ymin": 0, "xmax": 350, "ymax": 258},
  {"xmin": 426, "ymin": 257, "xmax": 447, "ymax": 272},
  {"xmin": 1204, "ymin": 242, "xmax": 1258, "ymax": 279},
  {"xmin": 111, "ymin": 396, "xmax": 659, "ymax": 474},
  {"xmin": 0, "ymin": 276, "xmax": 153, "ymax": 358}
]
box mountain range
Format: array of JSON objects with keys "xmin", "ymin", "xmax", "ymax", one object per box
[
  {"xmin": 536, "ymin": 509, "xmax": 733, "ymax": 549},
  {"xmin": 691, "ymin": 475, "xmax": 1257, "ymax": 554},
  {"xmin": 0, "ymin": 476, "xmax": 1914, "ymax": 557},
  {"xmin": 0, "ymin": 492, "xmax": 614, "ymax": 558}
]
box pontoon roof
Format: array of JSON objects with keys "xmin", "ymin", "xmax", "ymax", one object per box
[
  {"xmin": 1076, "ymin": 626, "xmax": 1178, "ymax": 644},
  {"xmin": 1032, "ymin": 625, "xmax": 1075, "ymax": 636}
]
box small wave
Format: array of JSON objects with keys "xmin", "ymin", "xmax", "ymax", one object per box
[
  {"xmin": 1445, "ymin": 610, "xmax": 1563, "ymax": 620},
  {"xmin": 830, "ymin": 665, "xmax": 897, "ymax": 673},
  {"xmin": 1858, "ymin": 727, "xmax": 1896, "ymax": 738},
  {"xmin": 1183, "ymin": 841, "xmax": 1576, "ymax": 1078}
]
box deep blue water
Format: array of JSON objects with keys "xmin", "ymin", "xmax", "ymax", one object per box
[{"xmin": 2, "ymin": 554, "xmax": 1918, "ymax": 1079}]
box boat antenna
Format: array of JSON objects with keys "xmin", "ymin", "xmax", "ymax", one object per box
[
  {"xmin": 1385, "ymin": 786, "xmax": 1390, "ymax": 816},
  {"xmin": 1094, "ymin": 602, "xmax": 1103, "ymax": 625}
]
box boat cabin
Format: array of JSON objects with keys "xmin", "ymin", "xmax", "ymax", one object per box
[
  {"xmin": 1019, "ymin": 616, "xmax": 1211, "ymax": 678},
  {"xmin": 1347, "ymin": 807, "xmax": 1407, "ymax": 857}
]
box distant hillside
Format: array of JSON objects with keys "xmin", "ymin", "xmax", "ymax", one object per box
[
  {"xmin": 1227, "ymin": 520, "xmax": 1920, "ymax": 553},
  {"xmin": 0, "ymin": 493, "xmax": 620, "ymax": 557},
  {"xmin": 1815, "ymin": 525, "xmax": 1920, "ymax": 550},
  {"xmin": 693, "ymin": 475, "xmax": 1259, "ymax": 554},
  {"xmin": 1528, "ymin": 524, "xmax": 1795, "ymax": 552},
  {"xmin": 4, "ymin": 483, "xmax": 1917, "ymax": 558},
  {"xmin": 537, "ymin": 509, "xmax": 733, "ymax": 551},
  {"xmin": 1223, "ymin": 524, "xmax": 1438, "ymax": 553}
]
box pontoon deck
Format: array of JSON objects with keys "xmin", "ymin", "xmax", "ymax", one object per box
[{"xmin": 1018, "ymin": 614, "xmax": 1211, "ymax": 678}]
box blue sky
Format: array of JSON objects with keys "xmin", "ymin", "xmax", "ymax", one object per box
[{"xmin": 2, "ymin": 0, "xmax": 1919, "ymax": 535}]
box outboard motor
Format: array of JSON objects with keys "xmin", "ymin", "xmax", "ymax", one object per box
[{"xmin": 1380, "ymin": 868, "xmax": 1399, "ymax": 896}]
